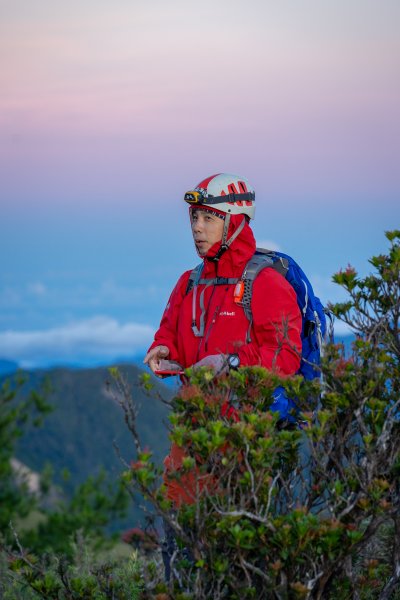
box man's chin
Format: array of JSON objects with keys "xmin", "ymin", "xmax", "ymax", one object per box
[{"xmin": 195, "ymin": 244, "xmax": 208, "ymax": 256}]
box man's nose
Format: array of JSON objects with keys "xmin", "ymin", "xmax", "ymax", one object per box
[{"xmin": 192, "ymin": 218, "xmax": 204, "ymax": 232}]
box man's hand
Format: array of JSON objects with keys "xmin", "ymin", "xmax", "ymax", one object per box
[
  {"xmin": 192, "ymin": 354, "xmax": 228, "ymax": 375},
  {"xmin": 143, "ymin": 345, "xmax": 170, "ymax": 375}
]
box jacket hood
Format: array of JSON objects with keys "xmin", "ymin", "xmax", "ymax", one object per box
[{"xmin": 203, "ymin": 213, "xmax": 256, "ymax": 277}]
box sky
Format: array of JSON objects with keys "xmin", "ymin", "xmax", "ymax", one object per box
[{"xmin": 1, "ymin": 0, "xmax": 399, "ymax": 368}]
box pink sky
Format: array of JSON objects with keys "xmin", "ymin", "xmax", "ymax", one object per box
[{"xmin": 1, "ymin": 0, "xmax": 399, "ymax": 212}]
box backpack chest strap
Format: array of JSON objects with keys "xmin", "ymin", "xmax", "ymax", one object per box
[
  {"xmin": 197, "ymin": 277, "xmax": 239, "ymax": 286},
  {"xmin": 186, "ymin": 267, "xmax": 239, "ymax": 294}
]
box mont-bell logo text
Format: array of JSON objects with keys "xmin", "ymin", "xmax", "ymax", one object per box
[{"xmin": 219, "ymin": 310, "xmax": 236, "ymax": 317}]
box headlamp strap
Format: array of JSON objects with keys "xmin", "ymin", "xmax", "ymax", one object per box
[
  {"xmin": 207, "ymin": 191, "xmax": 255, "ymax": 205},
  {"xmin": 185, "ymin": 190, "xmax": 254, "ymax": 206}
]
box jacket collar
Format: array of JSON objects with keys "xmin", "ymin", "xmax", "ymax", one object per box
[{"xmin": 202, "ymin": 220, "xmax": 256, "ymax": 277}]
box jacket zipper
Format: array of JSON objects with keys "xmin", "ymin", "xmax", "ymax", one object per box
[
  {"xmin": 195, "ymin": 279, "xmax": 217, "ymax": 361},
  {"xmin": 203, "ymin": 304, "xmax": 220, "ymax": 352}
]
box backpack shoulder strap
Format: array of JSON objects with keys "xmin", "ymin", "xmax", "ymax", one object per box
[
  {"xmin": 240, "ymin": 249, "xmax": 289, "ymax": 322},
  {"xmin": 186, "ymin": 263, "xmax": 203, "ymax": 295},
  {"xmin": 251, "ymin": 248, "xmax": 290, "ymax": 277}
]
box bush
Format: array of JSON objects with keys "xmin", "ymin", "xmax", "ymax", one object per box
[
  {"xmin": 0, "ymin": 374, "xmax": 131, "ymax": 596},
  {"xmin": 0, "ymin": 534, "xmax": 146, "ymax": 599},
  {"xmin": 118, "ymin": 231, "xmax": 400, "ymax": 599}
]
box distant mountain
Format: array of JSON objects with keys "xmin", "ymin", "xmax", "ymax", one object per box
[
  {"xmin": 0, "ymin": 358, "xmax": 19, "ymax": 376},
  {"xmin": 10, "ymin": 365, "xmax": 173, "ymax": 527}
]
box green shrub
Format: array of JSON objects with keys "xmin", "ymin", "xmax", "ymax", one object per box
[
  {"xmin": 1, "ymin": 534, "xmax": 147, "ymax": 599},
  {"xmin": 119, "ymin": 231, "xmax": 400, "ymax": 599}
]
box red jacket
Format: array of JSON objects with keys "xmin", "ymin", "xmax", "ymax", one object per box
[
  {"xmin": 149, "ymin": 216, "xmax": 302, "ymax": 374},
  {"xmin": 149, "ymin": 216, "xmax": 302, "ymax": 507}
]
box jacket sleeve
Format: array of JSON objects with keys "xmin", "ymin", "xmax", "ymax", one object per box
[
  {"xmin": 237, "ymin": 268, "xmax": 302, "ymax": 376},
  {"xmin": 147, "ymin": 271, "xmax": 191, "ymax": 362}
]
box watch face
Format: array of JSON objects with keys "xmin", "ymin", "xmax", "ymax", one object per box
[{"xmin": 229, "ymin": 354, "xmax": 240, "ymax": 369}]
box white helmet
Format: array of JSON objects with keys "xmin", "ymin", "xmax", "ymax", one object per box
[{"xmin": 184, "ymin": 173, "xmax": 255, "ymax": 220}]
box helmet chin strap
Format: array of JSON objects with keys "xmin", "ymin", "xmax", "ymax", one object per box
[{"xmin": 210, "ymin": 215, "xmax": 246, "ymax": 262}]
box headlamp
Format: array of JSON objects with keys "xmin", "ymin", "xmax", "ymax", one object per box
[{"xmin": 184, "ymin": 190, "xmax": 206, "ymax": 204}]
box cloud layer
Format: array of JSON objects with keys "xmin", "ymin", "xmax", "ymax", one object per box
[
  {"xmin": 0, "ymin": 316, "xmax": 155, "ymax": 368},
  {"xmin": 0, "ymin": 312, "xmax": 352, "ymax": 370}
]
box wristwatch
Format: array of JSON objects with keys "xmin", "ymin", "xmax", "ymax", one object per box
[{"xmin": 227, "ymin": 353, "xmax": 240, "ymax": 370}]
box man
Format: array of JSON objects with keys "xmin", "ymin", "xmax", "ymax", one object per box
[
  {"xmin": 144, "ymin": 173, "xmax": 303, "ymax": 580},
  {"xmin": 144, "ymin": 172, "xmax": 301, "ymax": 379},
  {"xmin": 144, "ymin": 171, "xmax": 302, "ymax": 496}
]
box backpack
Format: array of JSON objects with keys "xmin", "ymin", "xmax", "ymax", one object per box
[{"xmin": 187, "ymin": 248, "xmax": 332, "ymax": 382}]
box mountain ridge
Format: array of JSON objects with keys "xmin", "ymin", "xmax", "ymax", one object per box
[{"xmin": 8, "ymin": 364, "xmax": 173, "ymax": 527}]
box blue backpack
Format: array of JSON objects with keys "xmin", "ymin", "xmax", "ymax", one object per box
[{"xmin": 238, "ymin": 249, "xmax": 332, "ymax": 422}]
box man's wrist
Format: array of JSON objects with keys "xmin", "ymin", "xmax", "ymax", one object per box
[{"xmin": 227, "ymin": 353, "xmax": 240, "ymax": 370}]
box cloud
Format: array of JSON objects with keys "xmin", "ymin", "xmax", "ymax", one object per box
[
  {"xmin": 308, "ymin": 275, "xmax": 349, "ymax": 306},
  {"xmin": 0, "ymin": 316, "xmax": 155, "ymax": 368},
  {"xmin": 256, "ymin": 240, "xmax": 281, "ymax": 251}
]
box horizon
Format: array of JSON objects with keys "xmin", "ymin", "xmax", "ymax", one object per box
[{"xmin": 1, "ymin": 1, "xmax": 399, "ymax": 368}]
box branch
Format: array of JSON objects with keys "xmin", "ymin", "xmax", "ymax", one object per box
[
  {"xmin": 106, "ymin": 372, "xmax": 142, "ymax": 454},
  {"xmin": 213, "ymin": 508, "xmax": 276, "ymax": 532},
  {"xmin": 241, "ymin": 558, "xmax": 273, "ymax": 586},
  {"xmin": 243, "ymin": 443, "xmax": 258, "ymax": 511},
  {"xmin": 8, "ymin": 521, "xmax": 36, "ymax": 571}
]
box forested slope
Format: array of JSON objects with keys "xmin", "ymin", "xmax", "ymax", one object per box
[{"xmin": 12, "ymin": 365, "xmax": 173, "ymax": 499}]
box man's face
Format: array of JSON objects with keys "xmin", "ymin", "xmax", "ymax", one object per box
[{"xmin": 191, "ymin": 209, "xmax": 225, "ymax": 256}]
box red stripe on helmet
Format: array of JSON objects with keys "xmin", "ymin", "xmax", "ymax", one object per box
[
  {"xmin": 196, "ymin": 173, "xmax": 221, "ymax": 191},
  {"xmin": 228, "ymin": 183, "xmax": 239, "ymax": 195}
]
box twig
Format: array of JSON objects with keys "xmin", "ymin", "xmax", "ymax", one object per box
[
  {"xmin": 213, "ymin": 508, "xmax": 276, "ymax": 532},
  {"xmin": 242, "ymin": 558, "xmax": 273, "ymax": 586}
]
